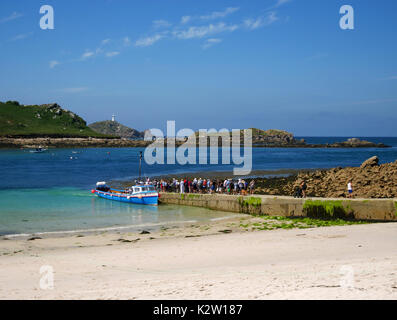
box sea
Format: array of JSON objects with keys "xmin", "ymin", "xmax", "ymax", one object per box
[{"xmin": 1, "ymin": 137, "xmax": 396, "ymax": 236}]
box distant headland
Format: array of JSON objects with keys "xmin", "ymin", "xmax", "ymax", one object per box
[{"xmin": 0, "ymin": 101, "xmax": 390, "ymax": 149}]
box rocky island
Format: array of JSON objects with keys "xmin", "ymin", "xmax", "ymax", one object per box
[
  {"xmin": 0, "ymin": 101, "xmax": 391, "ymax": 149},
  {"xmin": 0, "ymin": 101, "xmax": 145, "ymax": 148},
  {"xmin": 89, "ymin": 120, "xmax": 144, "ymax": 139}
]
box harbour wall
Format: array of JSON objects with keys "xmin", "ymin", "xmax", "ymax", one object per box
[{"xmin": 159, "ymin": 193, "xmax": 397, "ymax": 221}]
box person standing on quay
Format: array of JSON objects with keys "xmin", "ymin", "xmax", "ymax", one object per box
[
  {"xmin": 180, "ymin": 179, "xmax": 185, "ymax": 194},
  {"xmin": 249, "ymin": 180, "xmax": 255, "ymax": 194},
  {"xmin": 301, "ymin": 180, "xmax": 307, "ymax": 198},
  {"xmin": 347, "ymin": 180, "xmax": 353, "ymax": 198}
]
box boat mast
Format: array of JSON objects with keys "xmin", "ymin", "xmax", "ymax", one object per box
[{"xmin": 138, "ymin": 151, "xmax": 143, "ymax": 180}]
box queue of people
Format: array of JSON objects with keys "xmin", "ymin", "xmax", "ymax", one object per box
[
  {"xmin": 140, "ymin": 177, "xmax": 355, "ymax": 198},
  {"xmin": 150, "ymin": 178, "xmax": 256, "ymax": 195}
]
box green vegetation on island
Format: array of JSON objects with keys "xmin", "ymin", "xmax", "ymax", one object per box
[{"xmin": 0, "ymin": 101, "xmax": 114, "ymax": 138}]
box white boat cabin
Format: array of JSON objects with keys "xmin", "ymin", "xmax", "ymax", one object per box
[{"xmin": 131, "ymin": 185, "xmax": 156, "ymax": 194}]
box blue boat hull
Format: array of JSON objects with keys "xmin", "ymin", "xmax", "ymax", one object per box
[{"xmin": 93, "ymin": 190, "xmax": 158, "ymax": 205}]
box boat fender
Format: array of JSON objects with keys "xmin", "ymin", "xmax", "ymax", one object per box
[
  {"xmin": 138, "ymin": 195, "xmax": 142, "ymax": 199},
  {"xmin": 91, "ymin": 190, "xmax": 96, "ymax": 194},
  {"xmin": 127, "ymin": 196, "xmax": 131, "ymax": 200}
]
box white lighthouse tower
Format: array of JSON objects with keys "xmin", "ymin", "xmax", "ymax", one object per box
[{"xmin": 111, "ymin": 114, "xmax": 115, "ymax": 122}]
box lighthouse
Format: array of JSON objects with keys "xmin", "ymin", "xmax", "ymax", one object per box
[{"xmin": 112, "ymin": 114, "xmax": 115, "ymax": 122}]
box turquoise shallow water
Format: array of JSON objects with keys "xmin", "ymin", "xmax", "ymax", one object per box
[{"xmin": 0, "ymin": 187, "xmax": 231, "ymax": 236}]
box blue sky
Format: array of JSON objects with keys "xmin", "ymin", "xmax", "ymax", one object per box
[{"xmin": 1, "ymin": 0, "xmax": 396, "ymax": 136}]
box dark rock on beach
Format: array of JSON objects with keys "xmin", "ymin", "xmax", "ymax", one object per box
[{"xmin": 27, "ymin": 236, "xmax": 42, "ymax": 241}]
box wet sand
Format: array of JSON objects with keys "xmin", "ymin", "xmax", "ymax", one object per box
[{"xmin": 0, "ymin": 216, "xmax": 396, "ymax": 300}]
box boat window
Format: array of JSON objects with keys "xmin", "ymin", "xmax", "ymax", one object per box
[
  {"xmin": 141, "ymin": 186, "xmax": 148, "ymax": 192},
  {"xmin": 148, "ymin": 186, "xmax": 155, "ymax": 191}
]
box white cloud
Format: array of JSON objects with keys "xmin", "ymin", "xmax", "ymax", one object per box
[
  {"xmin": 106, "ymin": 51, "xmax": 120, "ymax": 57},
  {"xmin": 244, "ymin": 12, "xmax": 278, "ymax": 30},
  {"xmin": 10, "ymin": 32, "xmax": 33, "ymax": 41},
  {"xmin": 123, "ymin": 37, "xmax": 131, "ymax": 46},
  {"xmin": 101, "ymin": 39, "xmax": 111, "ymax": 45},
  {"xmin": 202, "ymin": 38, "xmax": 222, "ymax": 49},
  {"xmin": 274, "ymin": 0, "xmax": 293, "ymax": 8},
  {"xmin": 173, "ymin": 22, "xmax": 239, "ymax": 40},
  {"xmin": 49, "ymin": 60, "xmax": 60, "ymax": 68},
  {"xmin": 153, "ymin": 20, "xmax": 171, "ymax": 28},
  {"xmin": 200, "ymin": 7, "xmax": 240, "ymax": 20},
  {"xmin": 135, "ymin": 34, "xmax": 164, "ymax": 47},
  {"xmin": 0, "ymin": 12, "xmax": 23, "ymax": 23},
  {"xmin": 58, "ymin": 87, "xmax": 89, "ymax": 93},
  {"xmin": 81, "ymin": 51, "xmax": 95, "ymax": 60},
  {"xmin": 181, "ymin": 16, "xmax": 191, "ymax": 24}
]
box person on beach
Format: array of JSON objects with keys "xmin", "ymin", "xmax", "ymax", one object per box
[
  {"xmin": 233, "ymin": 181, "xmax": 238, "ymax": 194},
  {"xmin": 198, "ymin": 178, "xmax": 203, "ymax": 193},
  {"xmin": 229, "ymin": 180, "xmax": 234, "ymax": 194},
  {"xmin": 347, "ymin": 181, "xmax": 353, "ymax": 198},
  {"xmin": 238, "ymin": 179, "xmax": 243, "ymax": 194},
  {"xmin": 300, "ymin": 180, "xmax": 307, "ymax": 198},
  {"xmin": 293, "ymin": 185, "xmax": 302, "ymax": 198},
  {"xmin": 184, "ymin": 179, "xmax": 188, "ymax": 193},
  {"xmin": 180, "ymin": 179, "xmax": 185, "ymax": 194},
  {"xmin": 188, "ymin": 179, "xmax": 192, "ymax": 193},
  {"xmin": 249, "ymin": 180, "xmax": 255, "ymax": 194},
  {"xmin": 210, "ymin": 181, "xmax": 215, "ymax": 194}
]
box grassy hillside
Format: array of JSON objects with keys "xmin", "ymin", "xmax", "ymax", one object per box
[
  {"xmin": 89, "ymin": 120, "xmax": 144, "ymax": 139},
  {"xmin": 0, "ymin": 101, "xmax": 114, "ymax": 138}
]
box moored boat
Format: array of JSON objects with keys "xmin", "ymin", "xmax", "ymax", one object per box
[
  {"xmin": 92, "ymin": 182, "xmax": 159, "ymax": 205},
  {"xmin": 29, "ymin": 147, "xmax": 47, "ymax": 153}
]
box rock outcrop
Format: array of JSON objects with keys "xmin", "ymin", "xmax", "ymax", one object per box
[
  {"xmin": 324, "ymin": 138, "xmax": 388, "ymax": 148},
  {"xmin": 0, "ymin": 137, "xmax": 150, "ymax": 148},
  {"xmin": 255, "ymin": 156, "xmax": 397, "ymax": 198},
  {"xmin": 360, "ymin": 156, "xmax": 379, "ymax": 169},
  {"xmin": 192, "ymin": 129, "xmax": 389, "ymax": 148},
  {"xmin": 89, "ymin": 120, "xmax": 144, "ymax": 139}
]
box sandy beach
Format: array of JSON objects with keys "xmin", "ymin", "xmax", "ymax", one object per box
[{"xmin": 0, "ymin": 215, "xmax": 396, "ymax": 300}]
